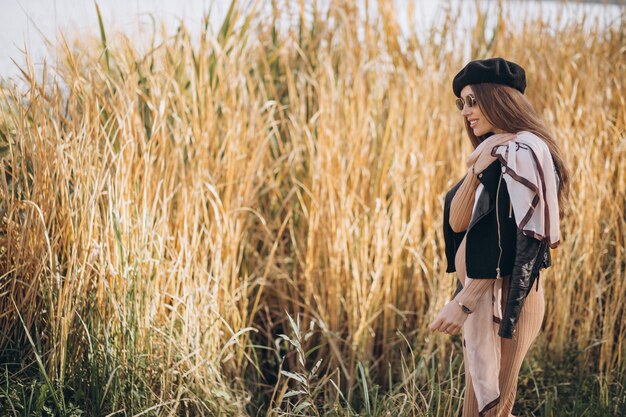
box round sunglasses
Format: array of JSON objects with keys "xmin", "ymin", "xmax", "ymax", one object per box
[{"xmin": 455, "ymin": 95, "xmax": 477, "ymax": 111}]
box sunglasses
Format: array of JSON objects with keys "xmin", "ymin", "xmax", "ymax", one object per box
[{"xmin": 455, "ymin": 95, "xmax": 477, "ymax": 111}]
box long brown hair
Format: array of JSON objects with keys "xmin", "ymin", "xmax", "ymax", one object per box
[{"xmin": 463, "ymin": 82, "xmax": 570, "ymax": 219}]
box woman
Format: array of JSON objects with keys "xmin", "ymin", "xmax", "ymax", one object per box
[{"xmin": 428, "ymin": 57, "xmax": 569, "ymax": 416}]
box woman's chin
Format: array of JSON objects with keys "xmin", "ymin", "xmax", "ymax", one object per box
[{"xmin": 472, "ymin": 127, "xmax": 484, "ymax": 136}]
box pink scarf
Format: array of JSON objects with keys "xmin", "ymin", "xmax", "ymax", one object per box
[{"xmin": 492, "ymin": 131, "xmax": 561, "ymax": 248}]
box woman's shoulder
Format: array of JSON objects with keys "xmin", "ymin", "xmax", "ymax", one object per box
[{"xmin": 514, "ymin": 131, "xmax": 550, "ymax": 154}]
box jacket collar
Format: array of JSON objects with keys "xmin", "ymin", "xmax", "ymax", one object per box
[{"xmin": 467, "ymin": 160, "xmax": 502, "ymax": 232}]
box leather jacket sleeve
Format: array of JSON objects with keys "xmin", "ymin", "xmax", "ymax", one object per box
[{"xmin": 498, "ymin": 227, "xmax": 548, "ymax": 339}]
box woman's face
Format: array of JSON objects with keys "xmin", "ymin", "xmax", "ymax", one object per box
[{"xmin": 459, "ymin": 85, "xmax": 505, "ymax": 136}]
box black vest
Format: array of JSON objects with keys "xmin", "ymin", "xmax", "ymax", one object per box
[{"xmin": 443, "ymin": 159, "xmax": 518, "ymax": 278}]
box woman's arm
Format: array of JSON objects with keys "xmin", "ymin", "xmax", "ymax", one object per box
[
  {"xmin": 449, "ymin": 171, "xmax": 480, "ymax": 233},
  {"xmin": 429, "ymin": 277, "xmax": 495, "ymax": 335},
  {"xmin": 453, "ymin": 278, "xmax": 495, "ymax": 311}
]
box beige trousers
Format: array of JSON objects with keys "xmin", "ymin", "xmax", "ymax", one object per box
[{"xmin": 458, "ymin": 237, "xmax": 545, "ymax": 417}]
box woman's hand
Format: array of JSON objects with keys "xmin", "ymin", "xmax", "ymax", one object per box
[{"xmin": 429, "ymin": 300, "xmax": 468, "ymax": 335}]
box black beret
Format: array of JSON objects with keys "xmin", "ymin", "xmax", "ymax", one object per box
[{"xmin": 452, "ymin": 57, "xmax": 526, "ymax": 97}]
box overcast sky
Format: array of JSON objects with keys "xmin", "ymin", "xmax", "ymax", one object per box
[{"xmin": 0, "ymin": 0, "xmax": 622, "ymax": 84}]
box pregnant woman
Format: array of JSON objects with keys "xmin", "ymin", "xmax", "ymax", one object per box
[{"xmin": 429, "ymin": 57, "xmax": 570, "ymax": 416}]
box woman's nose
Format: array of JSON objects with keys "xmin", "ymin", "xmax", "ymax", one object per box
[{"xmin": 461, "ymin": 105, "xmax": 471, "ymax": 117}]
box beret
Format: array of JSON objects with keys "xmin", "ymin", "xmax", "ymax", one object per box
[{"xmin": 452, "ymin": 57, "xmax": 526, "ymax": 97}]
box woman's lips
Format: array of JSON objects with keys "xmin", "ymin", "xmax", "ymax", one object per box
[{"xmin": 469, "ymin": 119, "xmax": 478, "ymax": 127}]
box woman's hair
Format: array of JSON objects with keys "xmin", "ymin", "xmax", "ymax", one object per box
[{"xmin": 464, "ymin": 82, "xmax": 570, "ymax": 219}]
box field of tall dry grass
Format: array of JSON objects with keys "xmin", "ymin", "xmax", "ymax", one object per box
[{"xmin": 0, "ymin": 0, "xmax": 624, "ymax": 415}]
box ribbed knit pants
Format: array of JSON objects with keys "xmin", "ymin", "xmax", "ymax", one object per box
[{"xmin": 461, "ymin": 273, "xmax": 545, "ymax": 417}]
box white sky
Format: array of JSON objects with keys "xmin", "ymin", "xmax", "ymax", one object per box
[{"xmin": 0, "ymin": 0, "xmax": 622, "ymax": 83}]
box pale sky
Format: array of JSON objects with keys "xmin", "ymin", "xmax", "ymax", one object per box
[{"xmin": 0, "ymin": 0, "xmax": 622, "ymax": 84}]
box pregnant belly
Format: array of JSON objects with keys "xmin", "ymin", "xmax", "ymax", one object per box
[{"xmin": 455, "ymin": 235, "xmax": 468, "ymax": 286}]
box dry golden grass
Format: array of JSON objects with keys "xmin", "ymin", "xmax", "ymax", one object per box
[{"xmin": 0, "ymin": 0, "xmax": 624, "ymax": 415}]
